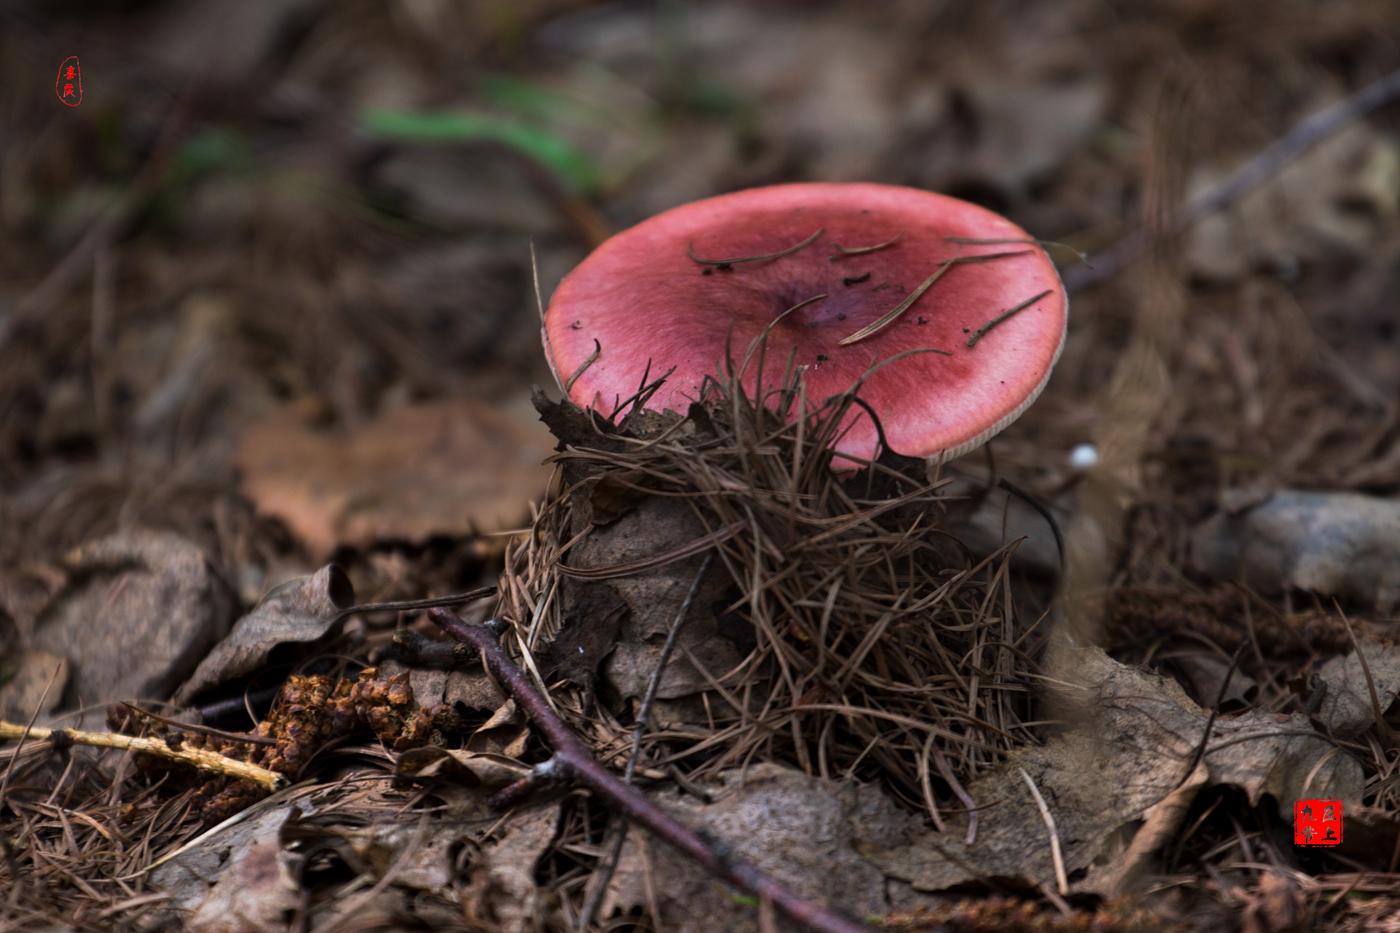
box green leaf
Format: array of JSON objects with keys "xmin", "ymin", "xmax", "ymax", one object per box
[{"xmin": 360, "ymin": 109, "xmax": 601, "ymax": 194}]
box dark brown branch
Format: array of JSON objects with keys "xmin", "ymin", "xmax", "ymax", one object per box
[
  {"xmin": 427, "ymin": 608, "xmax": 877, "ymax": 933},
  {"xmin": 1064, "ymin": 66, "xmax": 1400, "ymax": 292}
]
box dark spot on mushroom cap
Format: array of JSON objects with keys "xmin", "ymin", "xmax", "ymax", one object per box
[
  {"xmin": 702, "ymin": 268, "xmax": 714, "ymax": 276},
  {"xmin": 570, "ymin": 320, "xmax": 583, "ymax": 330},
  {"xmin": 817, "ymin": 354, "xmax": 829, "ymax": 362},
  {"xmin": 843, "ymin": 272, "xmax": 871, "ymax": 286},
  {"xmin": 917, "ymin": 317, "xmax": 927, "ymax": 325}
]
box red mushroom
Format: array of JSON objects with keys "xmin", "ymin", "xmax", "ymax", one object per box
[{"xmin": 543, "ymin": 182, "xmax": 1067, "ymax": 465}]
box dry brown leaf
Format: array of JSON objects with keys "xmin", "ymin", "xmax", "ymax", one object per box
[
  {"xmin": 600, "ymin": 763, "xmax": 929, "ymax": 931},
  {"xmin": 862, "ymin": 645, "xmax": 1363, "ymax": 894},
  {"xmin": 186, "ymin": 836, "xmax": 298, "ymax": 933},
  {"xmin": 236, "ymin": 398, "xmax": 552, "ymax": 557},
  {"xmin": 1188, "ymin": 117, "xmax": 1385, "ymax": 281},
  {"xmin": 573, "ymin": 495, "xmax": 744, "ymax": 703},
  {"xmin": 1240, "ymin": 870, "xmax": 1310, "ymax": 933},
  {"xmin": 460, "ymin": 804, "xmax": 560, "ymax": 933},
  {"xmin": 24, "ymin": 530, "xmax": 237, "ymax": 714},
  {"xmin": 1191, "ymin": 490, "xmax": 1400, "ymax": 611},
  {"xmin": 175, "ymin": 564, "xmax": 354, "ymax": 704},
  {"xmin": 1314, "ymin": 638, "xmax": 1400, "ymax": 737},
  {"xmin": 464, "ymin": 699, "xmax": 529, "ymax": 759},
  {"xmin": 150, "ymin": 805, "xmax": 297, "ymax": 923},
  {"xmin": 395, "ymin": 745, "xmax": 529, "ymax": 788}
]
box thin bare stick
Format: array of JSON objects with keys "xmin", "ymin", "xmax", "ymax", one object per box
[
  {"xmin": 427, "ymin": 608, "xmax": 876, "ymax": 933},
  {"xmin": 1064, "ymin": 65, "xmax": 1400, "ymax": 292},
  {"xmin": 0, "ymin": 721, "xmax": 285, "ymax": 791},
  {"xmin": 830, "ymin": 232, "xmax": 903, "ymax": 259},
  {"xmin": 838, "ymin": 250, "xmax": 1031, "ymax": 346},
  {"xmin": 334, "ymin": 584, "xmax": 498, "ymax": 621},
  {"xmin": 119, "ymin": 703, "xmax": 275, "ymax": 747},
  {"xmin": 688, "ymin": 229, "xmax": 825, "ymax": 268},
  {"xmin": 578, "ymin": 552, "xmax": 716, "ymax": 930},
  {"xmin": 965, "ymin": 290, "xmax": 1053, "ymax": 348},
  {"xmin": 1018, "ymin": 767, "xmax": 1068, "ymax": 896}
]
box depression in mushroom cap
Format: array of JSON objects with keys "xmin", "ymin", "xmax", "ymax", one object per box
[{"xmin": 544, "ymin": 182, "xmax": 1067, "ymax": 464}]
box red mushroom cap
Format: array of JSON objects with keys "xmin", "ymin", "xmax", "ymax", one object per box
[{"xmin": 543, "ymin": 182, "xmax": 1067, "ymax": 464}]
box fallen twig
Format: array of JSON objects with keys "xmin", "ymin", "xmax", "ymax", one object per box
[
  {"xmin": 1064, "ymin": 65, "xmax": 1400, "ymax": 292},
  {"xmin": 426, "ymin": 608, "xmax": 876, "ymax": 933},
  {"xmin": 0, "ymin": 721, "xmax": 285, "ymax": 791}
]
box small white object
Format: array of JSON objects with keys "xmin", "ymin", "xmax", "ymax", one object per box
[{"xmin": 1069, "ymin": 443, "xmax": 1098, "ymax": 470}]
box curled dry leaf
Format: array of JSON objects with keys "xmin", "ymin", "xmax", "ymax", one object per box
[
  {"xmin": 175, "ymin": 564, "xmax": 354, "ymax": 704},
  {"xmin": 397, "ymin": 699, "xmax": 530, "ymax": 788},
  {"xmin": 1314, "ymin": 637, "xmax": 1400, "ymax": 737},
  {"xmin": 461, "ymin": 804, "xmax": 560, "ymax": 933},
  {"xmin": 396, "ymin": 746, "xmax": 530, "ymax": 788},
  {"xmin": 20, "ymin": 530, "xmax": 237, "ymax": 715},
  {"xmin": 1190, "ymin": 490, "xmax": 1400, "ymax": 611},
  {"xmin": 236, "ymin": 398, "xmax": 553, "ymax": 557},
  {"xmin": 862, "ymin": 646, "xmax": 1363, "ymax": 895}
]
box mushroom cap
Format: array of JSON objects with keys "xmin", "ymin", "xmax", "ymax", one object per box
[{"xmin": 543, "ymin": 182, "xmax": 1067, "ymax": 463}]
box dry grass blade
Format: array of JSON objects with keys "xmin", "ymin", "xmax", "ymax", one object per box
[
  {"xmin": 830, "ymin": 232, "xmax": 904, "ymax": 258},
  {"xmin": 687, "ymin": 228, "xmax": 825, "ymax": 268}
]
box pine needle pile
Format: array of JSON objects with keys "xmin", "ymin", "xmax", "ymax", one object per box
[{"xmin": 496, "ymin": 358, "xmax": 1047, "ymax": 822}]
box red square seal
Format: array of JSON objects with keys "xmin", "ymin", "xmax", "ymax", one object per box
[{"xmin": 1294, "ymin": 799, "xmax": 1343, "ymax": 847}]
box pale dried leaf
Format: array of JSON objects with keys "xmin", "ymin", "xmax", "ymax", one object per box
[
  {"xmin": 1315, "ymin": 638, "xmax": 1400, "ymax": 737},
  {"xmin": 236, "ymin": 398, "xmax": 553, "ymax": 557}
]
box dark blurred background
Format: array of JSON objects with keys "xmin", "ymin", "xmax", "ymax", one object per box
[{"xmin": 2, "ymin": 0, "xmax": 1398, "ymax": 609}]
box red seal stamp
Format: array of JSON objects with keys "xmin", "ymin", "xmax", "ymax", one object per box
[
  {"xmin": 57, "ymin": 56, "xmax": 83, "ymax": 107},
  {"xmin": 1294, "ymin": 799, "xmax": 1342, "ymax": 847}
]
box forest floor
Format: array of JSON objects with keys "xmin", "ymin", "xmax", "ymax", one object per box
[{"xmin": 2, "ymin": 1, "xmax": 1400, "ymax": 930}]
